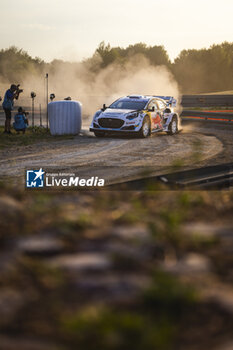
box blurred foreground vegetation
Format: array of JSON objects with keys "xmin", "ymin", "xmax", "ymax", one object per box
[{"xmin": 0, "ymin": 184, "xmax": 232, "ymax": 350}]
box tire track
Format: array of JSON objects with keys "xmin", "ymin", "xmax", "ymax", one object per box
[{"xmin": 0, "ymin": 130, "xmax": 223, "ymax": 183}]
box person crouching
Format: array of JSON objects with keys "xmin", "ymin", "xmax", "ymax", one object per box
[{"xmin": 13, "ymin": 107, "xmax": 28, "ymax": 134}]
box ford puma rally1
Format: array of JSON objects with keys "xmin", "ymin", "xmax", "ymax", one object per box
[{"xmin": 90, "ymin": 95, "xmax": 181, "ymax": 138}]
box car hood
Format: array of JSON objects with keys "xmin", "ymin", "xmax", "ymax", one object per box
[{"xmin": 100, "ymin": 108, "xmax": 138, "ymax": 118}]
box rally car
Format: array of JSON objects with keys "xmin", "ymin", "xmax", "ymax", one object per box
[{"xmin": 89, "ymin": 95, "xmax": 182, "ymax": 138}]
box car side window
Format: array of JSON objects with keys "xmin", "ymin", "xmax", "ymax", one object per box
[
  {"xmin": 162, "ymin": 101, "xmax": 166, "ymax": 109},
  {"xmin": 157, "ymin": 100, "xmax": 166, "ymax": 110},
  {"xmin": 148, "ymin": 99, "xmax": 158, "ymax": 110}
]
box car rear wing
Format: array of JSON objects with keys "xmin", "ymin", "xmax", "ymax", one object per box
[{"xmin": 154, "ymin": 96, "xmax": 177, "ymax": 107}]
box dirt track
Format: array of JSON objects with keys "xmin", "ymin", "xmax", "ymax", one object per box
[{"xmin": 0, "ymin": 126, "xmax": 223, "ymax": 184}]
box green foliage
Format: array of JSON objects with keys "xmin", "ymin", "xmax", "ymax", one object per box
[
  {"xmin": 0, "ymin": 46, "xmax": 46, "ymax": 83},
  {"xmin": 90, "ymin": 41, "xmax": 171, "ymax": 69},
  {"xmin": 0, "ymin": 41, "xmax": 232, "ymax": 94},
  {"xmin": 172, "ymin": 42, "xmax": 233, "ymax": 93}
]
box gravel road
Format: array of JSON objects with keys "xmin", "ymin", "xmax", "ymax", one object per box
[{"xmin": 0, "ymin": 122, "xmax": 223, "ymax": 184}]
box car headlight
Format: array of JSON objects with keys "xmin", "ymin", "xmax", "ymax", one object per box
[{"xmin": 126, "ymin": 112, "xmax": 138, "ymax": 120}]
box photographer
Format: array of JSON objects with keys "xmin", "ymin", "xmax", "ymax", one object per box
[
  {"xmin": 13, "ymin": 107, "xmax": 28, "ymax": 134},
  {"xmin": 2, "ymin": 84, "xmax": 23, "ymax": 134}
]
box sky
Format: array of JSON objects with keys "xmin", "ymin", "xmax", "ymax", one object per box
[{"xmin": 0, "ymin": 0, "xmax": 233, "ymax": 62}]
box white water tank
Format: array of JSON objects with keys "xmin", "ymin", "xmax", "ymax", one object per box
[{"xmin": 48, "ymin": 100, "xmax": 82, "ymax": 135}]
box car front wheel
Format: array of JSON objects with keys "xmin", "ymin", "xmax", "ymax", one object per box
[{"xmin": 139, "ymin": 116, "xmax": 151, "ymax": 138}]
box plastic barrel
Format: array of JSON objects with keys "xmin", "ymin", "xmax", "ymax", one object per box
[{"xmin": 48, "ymin": 100, "xmax": 82, "ymax": 135}]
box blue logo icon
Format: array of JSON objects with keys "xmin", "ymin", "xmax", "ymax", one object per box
[{"xmin": 26, "ymin": 168, "xmax": 45, "ymax": 188}]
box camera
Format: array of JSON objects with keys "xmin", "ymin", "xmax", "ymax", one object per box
[
  {"xmin": 16, "ymin": 84, "xmax": 23, "ymax": 94},
  {"xmin": 14, "ymin": 84, "xmax": 23, "ymax": 100},
  {"xmin": 31, "ymin": 91, "xmax": 36, "ymax": 99}
]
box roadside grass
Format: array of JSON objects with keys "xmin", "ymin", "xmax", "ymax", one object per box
[{"xmin": 0, "ymin": 126, "xmax": 75, "ymax": 149}]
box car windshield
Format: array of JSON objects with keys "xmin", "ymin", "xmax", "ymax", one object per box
[{"xmin": 109, "ymin": 100, "xmax": 147, "ymax": 110}]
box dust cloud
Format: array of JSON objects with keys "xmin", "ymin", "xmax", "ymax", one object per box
[
  {"xmin": 50, "ymin": 54, "xmax": 180, "ymax": 119},
  {"xmin": 1, "ymin": 54, "xmax": 180, "ymax": 120}
]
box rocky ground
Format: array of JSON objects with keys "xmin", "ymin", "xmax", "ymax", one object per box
[{"xmin": 0, "ymin": 185, "xmax": 232, "ymax": 350}]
